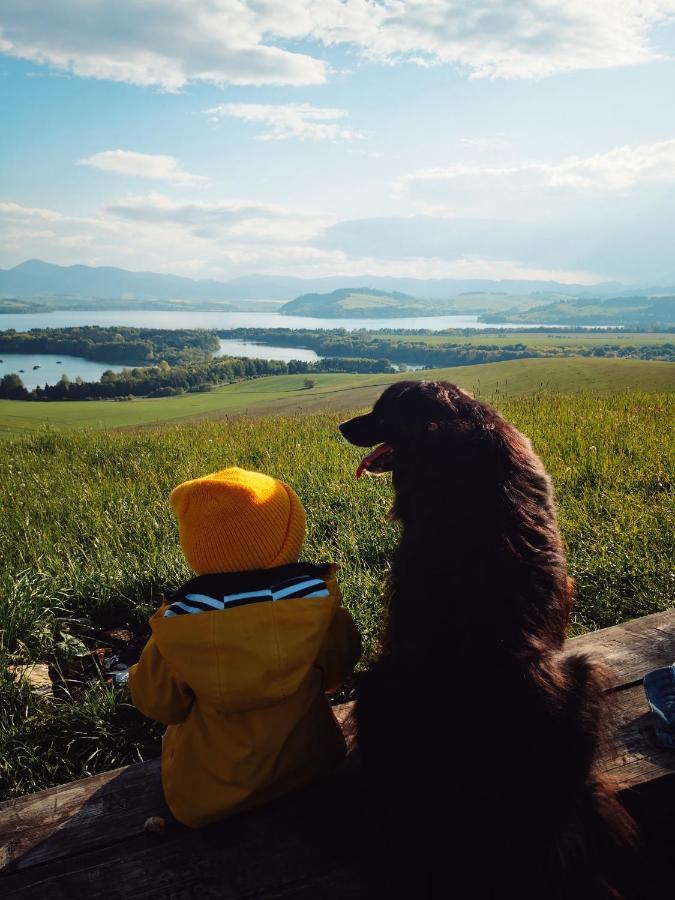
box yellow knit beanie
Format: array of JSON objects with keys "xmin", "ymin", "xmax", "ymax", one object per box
[{"xmin": 170, "ymin": 467, "xmax": 306, "ymax": 575}]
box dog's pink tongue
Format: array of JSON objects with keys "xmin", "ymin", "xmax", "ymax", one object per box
[{"xmin": 356, "ymin": 443, "xmax": 392, "ymax": 479}]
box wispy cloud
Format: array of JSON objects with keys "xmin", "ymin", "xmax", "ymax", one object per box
[
  {"xmin": 398, "ymin": 138, "xmax": 675, "ymax": 220},
  {"xmin": 78, "ymin": 150, "xmax": 208, "ymax": 186},
  {"xmin": 459, "ymin": 134, "xmax": 510, "ymax": 153},
  {"xmin": 1, "ymin": 1, "xmax": 673, "ymax": 88},
  {"xmin": 205, "ymin": 103, "xmax": 362, "ymax": 142},
  {"xmin": 106, "ymin": 193, "xmax": 332, "ymax": 243},
  {"xmin": 0, "ymin": 200, "xmax": 69, "ymax": 223},
  {"xmin": 403, "ymin": 139, "xmax": 675, "ymax": 193},
  {"xmin": 0, "ymin": 195, "xmax": 335, "ymax": 275},
  {"xmin": 0, "ymin": 197, "xmax": 608, "ymax": 283}
]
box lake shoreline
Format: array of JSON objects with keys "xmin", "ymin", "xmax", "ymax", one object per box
[
  {"xmin": 0, "ymin": 309, "xmax": 561, "ymax": 333},
  {"xmin": 1, "ymin": 313, "xmax": 666, "ymax": 389}
]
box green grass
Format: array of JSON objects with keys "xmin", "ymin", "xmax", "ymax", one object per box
[
  {"xmin": 446, "ymin": 292, "xmax": 568, "ymax": 312},
  {"xmin": 1, "ymin": 357, "xmax": 673, "ymax": 437},
  {"xmin": 0, "ymin": 384, "xmax": 673, "ymax": 801},
  {"xmin": 370, "ymin": 330, "xmax": 674, "ymax": 348},
  {"xmin": 339, "ymin": 292, "xmax": 403, "ymax": 309}
]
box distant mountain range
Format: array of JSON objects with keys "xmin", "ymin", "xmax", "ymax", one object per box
[
  {"xmin": 1, "ymin": 260, "xmax": 673, "ymax": 326},
  {"xmin": 0, "ymin": 259, "xmax": 640, "ymax": 305}
]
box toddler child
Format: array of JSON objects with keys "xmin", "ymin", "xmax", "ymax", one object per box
[{"xmin": 129, "ymin": 466, "xmax": 361, "ymax": 828}]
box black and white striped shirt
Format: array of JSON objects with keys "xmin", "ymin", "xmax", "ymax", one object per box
[{"xmin": 163, "ymin": 563, "xmax": 332, "ymax": 618}]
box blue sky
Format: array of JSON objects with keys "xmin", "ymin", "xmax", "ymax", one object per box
[{"xmin": 2, "ymin": 2, "xmax": 675, "ymax": 285}]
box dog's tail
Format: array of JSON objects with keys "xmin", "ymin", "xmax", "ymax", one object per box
[
  {"xmin": 549, "ymin": 772, "xmax": 641, "ymax": 900},
  {"xmin": 550, "ymin": 652, "xmax": 640, "ymax": 899}
]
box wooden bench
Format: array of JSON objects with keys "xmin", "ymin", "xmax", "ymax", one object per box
[{"xmin": 2, "ymin": 609, "xmax": 674, "ymax": 899}]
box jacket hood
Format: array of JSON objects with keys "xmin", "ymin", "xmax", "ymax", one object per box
[{"xmin": 150, "ymin": 563, "xmax": 339, "ymax": 713}]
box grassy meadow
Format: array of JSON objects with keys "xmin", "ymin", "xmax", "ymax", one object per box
[
  {"xmin": 0, "ymin": 356, "xmax": 673, "ymax": 437},
  {"xmin": 0, "ymin": 375, "xmax": 673, "ymax": 801}
]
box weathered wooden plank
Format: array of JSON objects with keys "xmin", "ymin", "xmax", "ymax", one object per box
[
  {"xmin": 607, "ymin": 684, "xmax": 675, "ymax": 788},
  {"xmin": 565, "ymin": 608, "xmax": 675, "ymax": 687},
  {"xmin": 1, "ymin": 769, "xmax": 366, "ymax": 899},
  {"xmin": 0, "ymin": 706, "xmax": 354, "ymax": 875},
  {"xmin": 0, "ymin": 759, "xmax": 166, "ymax": 873}
]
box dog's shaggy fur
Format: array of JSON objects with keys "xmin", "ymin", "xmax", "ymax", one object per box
[{"xmin": 340, "ymin": 381, "xmax": 637, "ymax": 900}]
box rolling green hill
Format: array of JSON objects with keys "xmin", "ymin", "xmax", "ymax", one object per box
[
  {"xmin": 482, "ymin": 295, "xmax": 675, "ymax": 326},
  {"xmin": 279, "ymin": 285, "xmax": 675, "ymax": 323},
  {"xmin": 280, "ymin": 287, "xmax": 453, "ymax": 317},
  {"xmin": 1, "ymin": 357, "xmax": 673, "ymax": 437},
  {"xmin": 446, "ymin": 291, "xmax": 566, "ymax": 313},
  {"xmin": 279, "ymin": 287, "xmax": 564, "ymax": 317}
]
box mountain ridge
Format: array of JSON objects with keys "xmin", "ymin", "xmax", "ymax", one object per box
[{"xmin": 0, "ymin": 259, "xmax": 638, "ymax": 304}]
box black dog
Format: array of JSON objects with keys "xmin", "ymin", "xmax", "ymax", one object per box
[{"xmin": 340, "ymin": 380, "xmax": 637, "ymax": 900}]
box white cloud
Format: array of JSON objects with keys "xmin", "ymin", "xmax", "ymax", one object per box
[
  {"xmin": 1, "ymin": 1, "xmax": 674, "ymax": 88},
  {"xmin": 405, "ymin": 139, "xmax": 675, "ymax": 192},
  {"xmin": 0, "ymin": 200, "xmax": 110, "ymax": 232},
  {"xmin": 0, "ymin": 197, "xmax": 608, "ymax": 282},
  {"xmin": 0, "ymin": 195, "xmax": 350, "ymax": 277},
  {"xmin": 314, "ymin": 0, "xmax": 675, "ymax": 80},
  {"xmin": 206, "ymin": 103, "xmax": 362, "ymax": 142},
  {"xmin": 0, "ymin": 200, "xmax": 68, "ymax": 223},
  {"xmin": 398, "ymin": 138, "xmax": 675, "ymax": 218},
  {"xmin": 546, "ymin": 140, "xmax": 675, "ymax": 191},
  {"xmin": 106, "ymin": 192, "xmax": 331, "ymax": 242},
  {"xmin": 267, "ymin": 253, "xmax": 604, "ymax": 283},
  {"xmin": 0, "ymin": 1, "xmax": 326, "ymax": 90},
  {"xmin": 78, "ymin": 150, "xmax": 207, "ymax": 186}
]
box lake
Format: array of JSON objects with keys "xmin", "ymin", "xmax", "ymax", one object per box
[
  {"xmin": 0, "ymin": 309, "xmax": 545, "ymax": 333},
  {"xmin": 217, "ymin": 339, "xmax": 320, "ymax": 363},
  {"xmin": 0, "ymin": 354, "xmax": 127, "ymax": 390},
  {"xmin": 216, "ymin": 339, "xmax": 424, "ymax": 370},
  {"xmin": 0, "ymin": 308, "xmax": 586, "ymax": 385}
]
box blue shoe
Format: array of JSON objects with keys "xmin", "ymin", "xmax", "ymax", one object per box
[{"xmin": 643, "ymin": 664, "xmax": 675, "ymax": 750}]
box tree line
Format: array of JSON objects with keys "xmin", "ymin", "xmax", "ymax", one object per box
[
  {"xmin": 0, "ymin": 355, "xmax": 394, "ymax": 401},
  {"xmin": 216, "ymin": 328, "xmax": 674, "ymax": 365},
  {"xmin": 0, "ymin": 326, "xmax": 220, "ymax": 366},
  {"xmin": 218, "ymin": 329, "xmax": 539, "ymax": 367}
]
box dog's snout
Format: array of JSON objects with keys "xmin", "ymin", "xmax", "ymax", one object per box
[{"xmin": 338, "ymin": 413, "xmax": 380, "ymax": 447}]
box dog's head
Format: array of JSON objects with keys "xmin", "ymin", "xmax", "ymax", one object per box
[
  {"xmin": 341, "ymin": 381, "xmax": 569, "ymax": 648},
  {"xmin": 339, "ymin": 380, "xmax": 503, "ymax": 479}
]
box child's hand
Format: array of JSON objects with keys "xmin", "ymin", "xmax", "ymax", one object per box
[{"xmin": 144, "ymin": 816, "xmax": 167, "ymax": 834}]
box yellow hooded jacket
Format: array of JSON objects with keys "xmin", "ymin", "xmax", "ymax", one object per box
[{"xmin": 129, "ymin": 563, "xmax": 360, "ymax": 828}]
